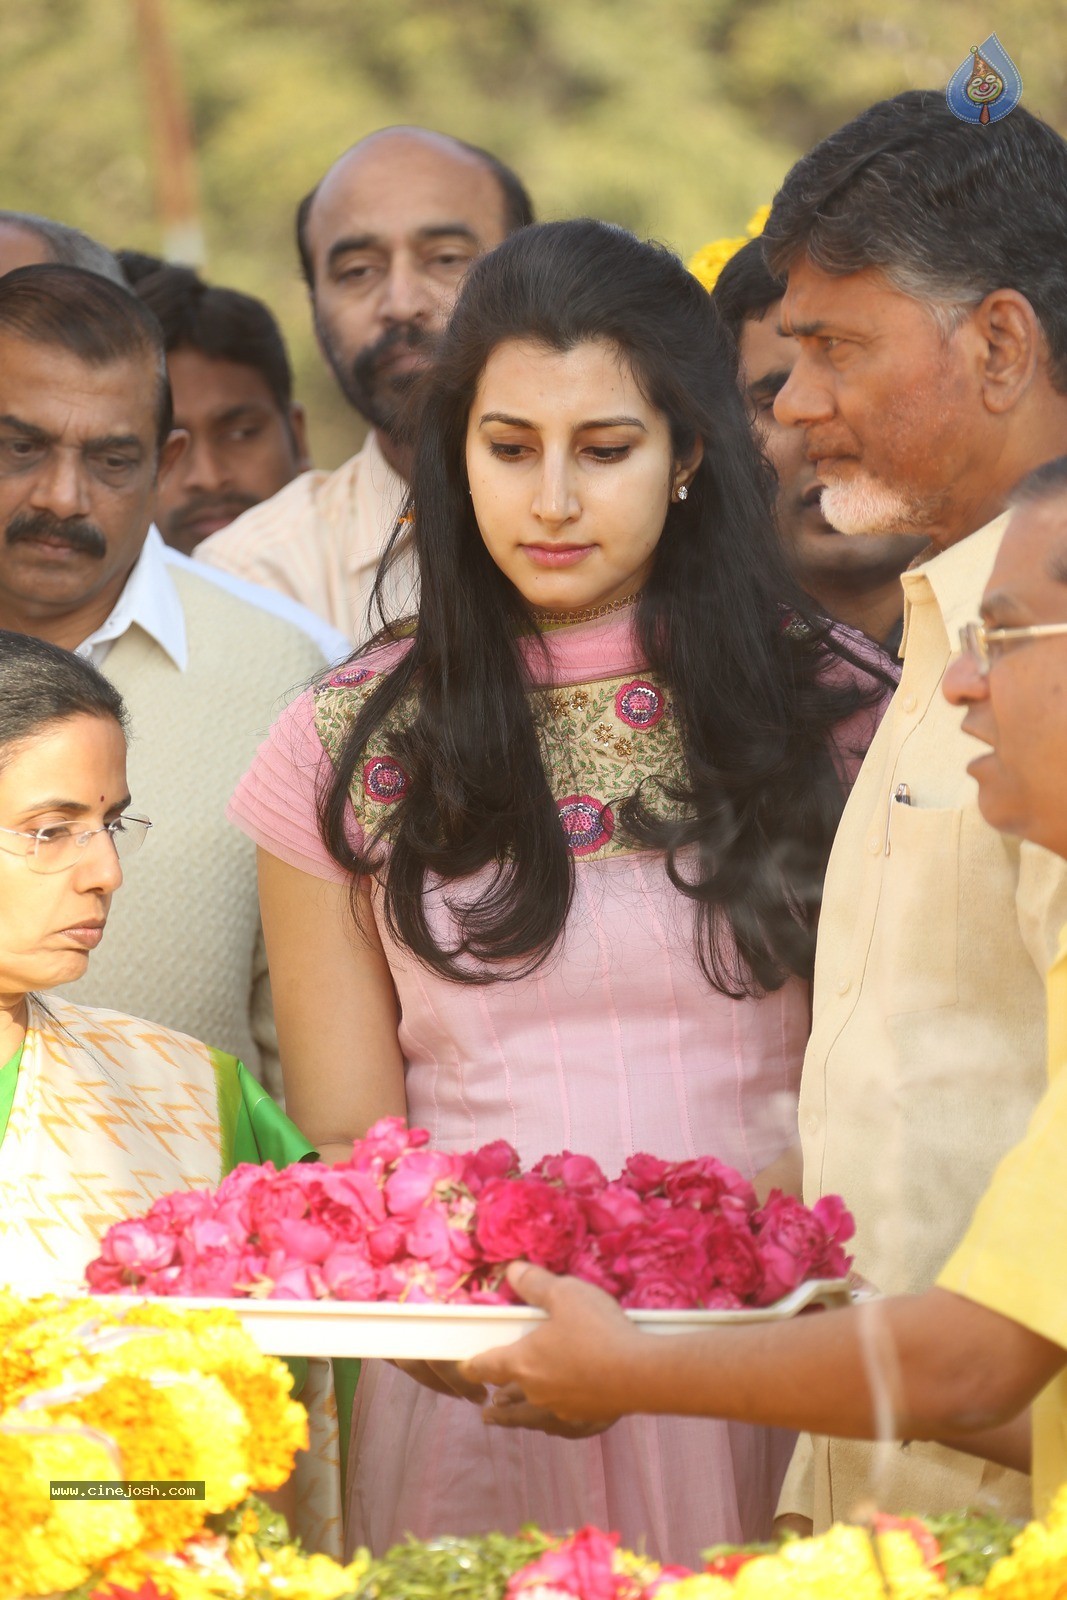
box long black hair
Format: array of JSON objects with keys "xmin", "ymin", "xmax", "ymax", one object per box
[
  {"xmin": 0, "ymin": 629, "xmax": 128, "ymax": 767},
  {"xmin": 320, "ymin": 219, "xmax": 886, "ymax": 996}
]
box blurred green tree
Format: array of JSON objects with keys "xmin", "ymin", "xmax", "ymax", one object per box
[{"xmin": 0, "ymin": 1, "xmax": 1061, "ymax": 465}]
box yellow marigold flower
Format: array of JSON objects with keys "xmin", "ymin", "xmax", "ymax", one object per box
[
  {"xmin": 0, "ymin": 1427, "xmax": 139, "ymax": 1597},
  {"xmin": 687, "ymin": 206, "xmax": 772, "ymax": 293},
  {"xmin": 655, "ymin": 1576, "xmax": 734, "ymax": 1599},
  {"xmin": 80, "ymin": 1314, "xmax": 307, "ymax": 1489},
  {"xmin": 228, "ymin": 1531, "xmax": 375, "ymax": 1597},
  {"xmin": 982, "ymin": 1514, "xmax": 1067, "ymax": 1596},
  {"xmin": 61, "ymin": 1370, "xmax": 251, "ymax": 1545},
  {"xmin": 725, "ymin": 1524, "xmax": 945, "ymax": 1600}
]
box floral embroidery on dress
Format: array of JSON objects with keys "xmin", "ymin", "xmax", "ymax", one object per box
[
  {"xmin": 363, "ymin": 756, "xmax": 408, "ymax": 803},
  {"xmin": 558, "ymin": 795, "xmax": 615, "ymax": 856},
  {"xmin": 314, "ymin": 664, "xmax": 688, "ymax": 862},
  {"xmin": 615, "ymin": 679, "xmax": 664, "ymax": 730},
  {"xmin": 328, "ymin": 665, "xmax": 376, "ymax": 689}
]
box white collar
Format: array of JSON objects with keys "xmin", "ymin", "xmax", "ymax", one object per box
[{"xmin": 77, "ymin": 525, "xmax": 188, "ymax": 672}]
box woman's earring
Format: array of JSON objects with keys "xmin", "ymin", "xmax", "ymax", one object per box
[{"xmin": 676, "ymin": 484, "xmax": 689, "ymax": 501}]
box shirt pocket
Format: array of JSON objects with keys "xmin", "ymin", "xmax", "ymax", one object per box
[{"xmin": 876, "ymin": 801, "xmax": 961, "ymax": 1016}]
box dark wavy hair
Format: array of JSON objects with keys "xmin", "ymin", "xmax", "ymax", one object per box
[
  {"xmin": 0, "ymin": 629, "xmax": 128, "ymax": 768},
  {"xmin": 319, "ymin": 220, "xmax": 887, "ymax": 996}
]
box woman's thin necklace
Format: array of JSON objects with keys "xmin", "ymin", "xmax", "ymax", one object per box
[{"xmin": 532, "ymin": 592, "xmax": 639, "ymax": 628}]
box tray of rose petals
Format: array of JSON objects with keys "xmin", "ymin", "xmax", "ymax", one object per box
[
  {"xmin": 84, "ymin": 1117, "xmax": 856, "ymax": 1358},
  {"xmin": 84, "ymin": 1277, "xmax": 852, "ymax": 1358}
]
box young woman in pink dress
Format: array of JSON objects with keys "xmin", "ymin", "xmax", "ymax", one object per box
[{"xmin": 228, "ymin": 220, "xmax": 892, "ymax": 1564}]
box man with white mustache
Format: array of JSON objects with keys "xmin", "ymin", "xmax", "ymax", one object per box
[{"xmin": 762, "ymin": 88, "xmax": 1067, "ymax": 1534}]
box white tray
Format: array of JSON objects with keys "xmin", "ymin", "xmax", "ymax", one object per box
[{"xmin": 86, "ymin": 1279, "xmax": 849, "ymax": 1360}]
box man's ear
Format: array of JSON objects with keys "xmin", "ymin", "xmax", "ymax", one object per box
[
  {"xmin": 972, "ymin": 289, "xmax": 1043, "ymax": 415},
  {"xmin": 157, "ymin": 427, "xmax": 188, "ymax": 486},
  {"xmin": 287, "ymin": 403, "xmax": 312, "ymax": 472}
]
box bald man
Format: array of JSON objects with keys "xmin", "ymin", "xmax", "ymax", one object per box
[{"xmin": 197, "ymin": 127, "xmax": 534, "ymax": 639}]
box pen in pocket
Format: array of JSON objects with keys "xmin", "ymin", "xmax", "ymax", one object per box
[{"xmin": 884, "ymin": 782, "xmax": 911, "ymax": 854}]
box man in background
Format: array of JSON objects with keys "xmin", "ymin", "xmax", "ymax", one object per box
[
  {"xmin": 196, "ymin": 125, "xmax": 534, "ymax": 641},
  {"xmin": 0, "ymin": 209, "xmax": 125, "ymax": 284},
  {"xmin": 120, "ymin": 256, "xmax": 310, "ymax": 555},
  {"xmin": 0, "ymin": 264, "xmax": 327, "ymax": 1096},
  {"xmin": 711, "ymin": 236, "xmax": 927, "ymax": 652}
]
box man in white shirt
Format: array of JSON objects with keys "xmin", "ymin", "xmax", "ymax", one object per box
[
  {"xmin": 0, "ymin": 211, "xmax": 347, "ymax": 664},
  {"xmin": 196, "ymin": 126, "xmax": 534, "ymax": 641},
  {"xmin": 0, "ymin": 263, "xmax": 326, "ymax": 1096}
]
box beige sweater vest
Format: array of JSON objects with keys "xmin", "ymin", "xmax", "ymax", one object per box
[{"xmin": 56, "ymin": 565, "xmax": 326, "ymax": 1097}]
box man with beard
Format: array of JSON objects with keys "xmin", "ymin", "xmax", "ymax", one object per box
[
  {"xmin": 750, "ymin": 91, "xmax": 1067, "ymax": 1533},
  {"xmin": 710, "ymin": 238, "xmax": 927, "ymax": 653},
  {"xmin": 0, "ymin": 264, "xmax": 327, "ymax": 1105},
  {"xmin": 196, "ymin": 126, "xmax": 534, "ymax": 640}
]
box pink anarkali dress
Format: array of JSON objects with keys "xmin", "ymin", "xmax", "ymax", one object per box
[{"xmin": 229, "ymin": 608, "xmax": 886, "ymax": 1566}]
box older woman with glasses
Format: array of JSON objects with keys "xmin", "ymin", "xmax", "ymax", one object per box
[{"xmin": 0, "ymin": 629, "xmax": 316, "ymax": 1292}]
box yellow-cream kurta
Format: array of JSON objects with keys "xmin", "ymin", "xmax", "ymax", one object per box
[
  {"xmin": 196, "ymin": 431, "xmax": 412, "ymax": 642},
  {"xmin": 939, "ymin": 925, "xmax": 1067, "ymax": 1517},
  {"xmin": 780, "ymin": 514, "xmax": 1067, "ymax": 1527}
]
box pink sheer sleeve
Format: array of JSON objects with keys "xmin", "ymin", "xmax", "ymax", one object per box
[
  {"xmin": 820, "ymin": 623, "xmax": 898, "ymax": 790},
  {"xmin": 227, "ymin": 689, "xmax": 359, "ymax": 884}
]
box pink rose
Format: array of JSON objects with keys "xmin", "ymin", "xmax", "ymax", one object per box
[
  {"xmin": 146, "ymin": 1187, "xmax": 214, "ymax": 1232},
  {"xmin": 316, "ymin": 1167, "xmax": 388, "ymax": 1225},
  {"xmin": 567, "ymin": 1241, "xmax": 625, "ymax": 1298},
  {"xmin": 462, "ymin": 1140, "xmax": 520, "ymax": 1194},
  {"xmin": 321, "ymin": 1245, "xmax": 380, "ymax": 1300},
  {"xmin": 662, "ymin": 1156, "xmax": 756, "ymax": 1216},
  {"xmin": 582, "ymin": 1182, "xmax": 646, "ymax": 1235},
  {"xmin": 269, "ymin": 1263, "xmax": 320, "ymax": 1299},
  {"xmin": 620, "ymin": 1273, "xmax": 696, "ymax": 1309},
  {"xmin": 244, "ymin": 1173, "xmax": 313, "ymax": 1247},
  {"xmin": 753, "ymin": 1191, "xmax": 854, "ymax": 1305},
  {"xmin": 365, "ymin": 1216, "xmax": 409, "ymax": 1265},
  {"xmin": 97, "ymin": 1219, "xmax": 178, "ymax": 1275},
  {"xmin": 407, "ymin": 1204, "xmax": 478, "ymax": 1271},
  {"xmin": 378, "ymin": 1258, "xmax": 470, "ymax": 1302},
  {"xmin": 702, "ymin": 1215, "xmax": 764, "ymax": 1303},
  {"xmin": 508, "ymin": 1526, "xmax": 623, "ymax": 1600},
  {"xmin": 700, "ymin": 1287, "xmax": 744, "ymax": 1310},
  {"xmin": 347, "ymin": 1116, "xmax": 429, "ymax": 1174},
  {"xmin": 474, "ymin": 1177, "xmax": 586, "ymax": 1272},
  {"xmin": 384, "ymin": 1150, "xmax": 467, "ymax": 1218},
  {"xmin": 531, "ymin": 1152, "xmax": 607, "ymax": 1196},
  {"xmin": 619, "ymin": 1153, "xmax": 670, "ymax": 1197},
  {"xmin": 271, "ymin": 1215, "xmax": 338, "ymax": 1264}
]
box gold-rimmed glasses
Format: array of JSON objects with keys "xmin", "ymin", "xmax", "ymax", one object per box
[{"xmin": 958, "ymin": 620, "xmax": 1067, "ymax": 677}]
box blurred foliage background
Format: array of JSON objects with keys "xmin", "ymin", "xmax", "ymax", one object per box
[{"xmin": 4, "ymin": 0, "xmax": 1064, "ymax": 467}]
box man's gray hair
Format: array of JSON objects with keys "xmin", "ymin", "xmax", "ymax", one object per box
[{"xmin": 0, "ymin": 210, "xmax": 125, "ymax": 286}]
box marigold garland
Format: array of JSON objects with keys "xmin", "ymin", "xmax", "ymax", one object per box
[
  {"xmin": 0, "ymin": 1295, "xmax": 307, "ymax": 1599},
  {"xmin": 687, "ymin": 206, "xmax": 772, "ymax": 294}
]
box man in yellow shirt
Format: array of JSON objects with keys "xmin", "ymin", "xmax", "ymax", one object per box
[{"xmin": 466, "ymin": 457, "xmax": 1067, "ymax": 1514}]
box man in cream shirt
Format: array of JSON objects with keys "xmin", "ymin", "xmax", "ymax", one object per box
[
  {"xmin": 763, "ymin": 91, "xmax": 1067, "ymax": 1529},
  {"xmin": 196, "ymin": 126, "xmax": 534, "ymax": 641}
]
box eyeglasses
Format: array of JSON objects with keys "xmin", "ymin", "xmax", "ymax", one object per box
[
  {"xmin": 0, "ymin": 814, "xmax": 152, "ymax": 875},
  {"xmin": 958, "ymin": 620, "xmax": 1067, "ymax": 677}
]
